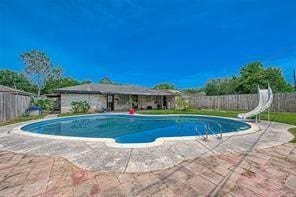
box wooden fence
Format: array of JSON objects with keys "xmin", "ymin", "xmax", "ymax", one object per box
[
  {"xmin": 0, "ymin": 93, "xmax": 31, "ymax": 123},
  {"xmin": 188, "ymin": 93, "xmax": 296, "ymax": 112}
]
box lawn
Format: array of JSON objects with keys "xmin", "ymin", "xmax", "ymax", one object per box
[
  {"xmin": 289, "ymin": 128, "xmax": 296, "ymax": 143},
  {"xmin": 0, "ymin": 114, "xmax": 47, "ymax": 126}
]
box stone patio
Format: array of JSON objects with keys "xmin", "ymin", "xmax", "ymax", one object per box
[
  {"xmin": 0, "ymin": 143, "xmax": 295, "ymax": 196},
  {"xmin": 0, "ymin": 118, "xmax": 295, "ymax": 196}
]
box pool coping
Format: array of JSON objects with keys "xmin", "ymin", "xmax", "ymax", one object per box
[{"xmin": 13, "ymin": 113, "xmax": 260, "ymax": 148}]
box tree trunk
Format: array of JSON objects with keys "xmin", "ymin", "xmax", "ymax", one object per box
[{"xmin": 38, "ymin": 88, "xmax": 41, "ymax": 96}]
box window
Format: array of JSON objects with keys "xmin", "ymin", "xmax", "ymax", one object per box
[{"xmin": 118, "ymin": 95, "xmax": 129, "ymax": 105}]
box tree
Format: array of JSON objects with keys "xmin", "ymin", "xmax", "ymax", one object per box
[
  {"xmin": 203, "ymin": 62, "xmax": 292, "ymax": 96},
  {"xmin": 0, "ymin": 69, "xmax": 37, "ymax": 93},
  {"xmin": 42, "ymin": 77, "xmax": 81, "ymax": 94},
  {"xmin": 21, "ymin": 50, "xmax": 61, "ymax": 96},
  {"xmin": 153, "ymin": 83, "xmax": 176, "ymax": 90},
  {"xmin": 183, "ymin": 87, "xmax": 205, "ymax": 95},
  {"xmin": 205, "ymin": 77, "xmax": 238, "ymax": 96},
  {"xmin": 99, "ymin": 77, "xmax": 113, "ymax": 84},
  {"xmin": 236, "ymin": 62, "xmax": 293, "ymax": 93}
]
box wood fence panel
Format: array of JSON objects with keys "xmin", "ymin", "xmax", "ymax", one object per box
[
  {"xmin": 0, "ymin": 93, "xmax": 31, "ymax": 123},
  {"xmin": 188, "ymin": 93, "xmax": 296, "ymax": 112}
]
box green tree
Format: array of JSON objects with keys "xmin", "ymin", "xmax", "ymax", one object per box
[
  {"xmin": 183, "ymin": 87, "xmax": 205, "ymax": 95},
  {"xmin": 205, "ymin": 77, "xmax": 238, "ymax": 96},
  {"xmin": 0, "ymin": 69, "xmax": 37, "ymax": 93},
  {"xmin": 153, "ymin": 83, "xmax": 176, "ymax": 90},
  {"xmin": 236, "ymin": 62, "xmax": 293, "ymax": 93},
  {"xmin": 21, "ymin": 50, "xmax": 61, "ymax": 96},
  {"xmin": 99, "ymin": 77, "xmax": 113, "ymax": 84},
  {"xmin": 204, "ymin": 62, "xmax": 293, "ymax": 95},
  {"xmin": 42, "ymin": 77, "xmax": 81, "ymax": 94}
]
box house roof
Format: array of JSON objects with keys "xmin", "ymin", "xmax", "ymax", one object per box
[
  {"xmin": 0, "ymin": 85, "xmax": 32, "ymax": 96},
  {"xmin": 54, "ymin": 83, "xmax": 177, "ymax": 96}
]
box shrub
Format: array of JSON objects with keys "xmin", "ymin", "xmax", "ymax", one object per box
[
  {"xmin": 175, "ymin": 97, "xmax": 190, "ymax": 111},
  {"xmin": 71, "ymin": 100, "xmax": 90, "ymax": 113},
  {"xmin": 32, "ymin": 98, "xmax": 53, "ymax": 111}
]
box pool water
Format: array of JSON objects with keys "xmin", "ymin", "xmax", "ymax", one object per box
[{"xmin": 21, "ymin": 115, "xmax": 251, "ymax": 143}]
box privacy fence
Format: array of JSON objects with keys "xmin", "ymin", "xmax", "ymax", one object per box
[
  {"xmin": 0, "ymin": 93, "xmax": 31, "ymax": 123},
  {"xmin": 188, "ymin": 93, "xmax": 296, "ymax": 112}
]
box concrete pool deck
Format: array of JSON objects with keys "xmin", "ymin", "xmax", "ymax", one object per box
[
  {"xmin": 0, "ymin": 142, "xmax": 295, "ymax": 196},
  {"xmin": 0, "ymin": 117, "xmax": 294, "ymax": 173}
]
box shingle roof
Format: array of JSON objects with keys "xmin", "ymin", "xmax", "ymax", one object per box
[
  {"xmin": 54, "ymin": 83, "xmax": 176, "ymax": 96},
  {"xmin": 0, "ymin": 85, "xmax": 32, "ymax": 96}
]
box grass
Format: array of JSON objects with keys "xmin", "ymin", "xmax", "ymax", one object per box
[
  {"xmin": 139, "ymin": 109, "xmax": 296, "ymax": 142},
  {"xmin": 289, "ymin": 128, "xmax": 296, "ymax": 143},
  {"xmin": 139, "ymin": 109, "xmax": 243, "ymax": 118},
  {"xmin": 0, "ymin": 114, "xmax": 47, "ymax": 126}
]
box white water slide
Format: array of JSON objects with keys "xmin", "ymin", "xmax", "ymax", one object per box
[{"xmin": 238, "ymin": 85, "xmax": 273, "ymax": 120}]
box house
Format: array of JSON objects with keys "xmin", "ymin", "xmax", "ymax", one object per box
[{"xmin": 54, "ymin": 83, "xmax": 178, "ymax": 113}]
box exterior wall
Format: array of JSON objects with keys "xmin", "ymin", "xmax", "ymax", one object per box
[
  {"xmin": 114, "ymin": 95, "xmax": 161, "ymax": 111},
  {"xmin": 114, "ymin": 95, "xmax": 176, "ymax": 111},
  {"xmin": 166, "ymin": 96, "xmax": 176, "ymax": 109},
  {"xmin": 60, "ymin": 93, "xmax": 106, "ymax": 113},
  {"xmin": 114, "ymin": 95, "xmax": 130, "ymax": 111},
  {"xmin": 138, "ymin": 95, "xmax": 159, "ymax": 109},
  {"xmin": 60, "ymin": 93, "xmax": 176, "ymax": 113}
]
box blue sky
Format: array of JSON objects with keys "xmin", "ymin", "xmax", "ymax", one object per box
[{"xmin": 0, "ymin": 0, "xmax": 296, "ymax": 88}]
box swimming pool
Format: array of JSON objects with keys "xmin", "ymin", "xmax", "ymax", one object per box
[{"xmin": 21, "ymin": 114, "xmax": 251, "ymax": 143}]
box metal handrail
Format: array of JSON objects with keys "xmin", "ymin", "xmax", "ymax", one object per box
[
  {"xmin": 203, "ymin": 124, "xmax": 209, "ymax": 141},
  {"xmin": 207, "ymin": 122, "xmax": 223, "ymax": 139},
  {"xmin": 195, "ymin": 126, "xmax": 205, "ymax": 141},
  {"xmin": 195, "ymin": 124, "xmax": 208, "ymax": 141},
  {"xmin": 195, "ymin": 122, "xmax": 223, "ymax": 141}
]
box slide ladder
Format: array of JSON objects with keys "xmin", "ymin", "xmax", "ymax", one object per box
[{"xmin": 238, "ymin": 85, "xmax": 273, "ymax": 121}]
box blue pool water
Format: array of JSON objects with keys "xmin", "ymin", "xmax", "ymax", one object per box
[{"xmin": 21, "ymin": 115, "xmax": 251, "ymax": 143}]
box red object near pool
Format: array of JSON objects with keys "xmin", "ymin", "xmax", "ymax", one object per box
[{"xmin": 129, "ymin": 108, "xmax": 135, "ymax": 114}]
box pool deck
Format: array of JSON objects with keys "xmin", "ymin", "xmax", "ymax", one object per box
[
  {"xmin": 0, "ymin": 116, "xmax": 294, "ymax": 173},
  {"xmin": 0, "ymin": 116, "xmax": 295, "ymax": 196},
  {"xmin": 0, "ymin": 141, "xmax": 295, "ymax": 196}
]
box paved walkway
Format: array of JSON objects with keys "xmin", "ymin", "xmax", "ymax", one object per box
[
  {"xmin": 0, "ymin": 120, "xmax": 294, "ymax": 172},
  {"xmin": 0, "ymin": 143, "xmax": 295, "ymax": 196}
]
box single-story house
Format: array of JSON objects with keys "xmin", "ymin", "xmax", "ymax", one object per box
[{"xmin": 54, "ymin": 83, "xmax": 178, "ymax": 113}]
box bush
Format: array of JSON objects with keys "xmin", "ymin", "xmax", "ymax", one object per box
[
  {"xmin": 32, "ymin": 98, "xmax": 53, "ymax": 111},
  {"xmin": 175, "ymin": 97, "xmax": 190, "ymax": 111},
  {"xmin": 71, "ymin": 100, "xmax": 90, "ymax": 113}
]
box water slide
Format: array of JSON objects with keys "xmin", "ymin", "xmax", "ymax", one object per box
[{"xmin": 238, "ymin": 85, "xmax": 273, "ymax": 120}]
